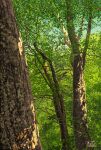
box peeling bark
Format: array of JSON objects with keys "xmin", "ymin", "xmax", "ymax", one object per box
[{"xmin": 0, "ymin": 0, "xmax": 42, "ymax": 149}]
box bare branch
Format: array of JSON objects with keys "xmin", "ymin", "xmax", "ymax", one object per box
[
  {"xmin": 62, "ymin": 26, "xmax": 71, "ymax": 47},
  {"xmin": 33, "ymin": 43, "xmax": 55, "ymax": 89},
  {"xmin": 35, "ymin": 57, "xmax": 51, "ymax": 88},
  {"xmin": 33, "ymin": 43, "xmax": 51, "ymax": 62},
  {"xmin": 33, "ymin": 43, "xmax": 60, "ymax": 92},
  {"xmin": 26, "ymin": 43, "xmax": 52, "ymax": 88},
  {"xmin": 56, "ymin": 14, "xmax": 71, "ymax": 47}
]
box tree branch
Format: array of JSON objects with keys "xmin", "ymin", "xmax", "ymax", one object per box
[
  {"xmin": 78, "ymin": 14, "xmax": 85, "ymax": 39},
  {"xmin": 27, "ymin": 44, "xmax": 52, "ymax": 88},
  {"xmin": 33, "ymin": 43, "xmax": 60, "ymax": 92},
  {"xmin": 57, "ymin": 14, "xmax": 71, "ymax": 47},
  {"xmin": 83, "ymin": 11, "xmax": 92, "ymax": 68},
  {"xmin": 65, "ymin": 0, "xmax": 79, "ymax": 54},
  {"xmin": 33, "ymin": 43, "xmax": 55, "ymax": 90},
  {"xmin": 33, "ymin": 43, "xmax": 51, "ymax": 63}
]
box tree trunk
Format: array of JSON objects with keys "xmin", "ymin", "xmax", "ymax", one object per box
[
  {"xmin": 0, "ymin": 0, "xmax": 42, "ymax": 149},
  {"xmin": 33, "ymin": 45, "xmax": 70, "ymax": 150},
  {"xmin": 53, "ymin": 92, "xmax": 70, "ymax": 150},
  {"xmin": 65, "ymin": 0, "xmax": 91, "ymax": 149},
  {"xmin": 50, "ymin": 62, "xmax": 70, "ymax": 150},
  {"xmin": 73, "ymin": 54, "xmax": 90, "ymax": 149}
]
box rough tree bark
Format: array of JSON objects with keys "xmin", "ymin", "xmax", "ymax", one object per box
[
  {"xmin": 0, "ymin": 0, "xmax": 42, "ymax": 149},
  {"xmin": 73, "ymin": 54, "xmax": 90, "ymax": 150},
  {"xmin": 65, "ymin": 0, "xmax": 92, "ymax": 149}
]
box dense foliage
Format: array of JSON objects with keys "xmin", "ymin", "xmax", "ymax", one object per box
[{"xmin": 13, "ymin": 0, "xmax": 101, "ymax": 149}]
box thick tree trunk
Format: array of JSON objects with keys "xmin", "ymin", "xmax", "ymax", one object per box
[
  {"xmin": 73, "ymin": 54, "xmax": 90, "ymax": 149},
  {"xmin": 0, "ymin": 0, "xmax": 41, "ymax": 149}
]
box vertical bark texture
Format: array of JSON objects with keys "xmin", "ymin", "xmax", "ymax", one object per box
[
  {"xmin": 73, "ymin": 54, "xmax": 90, "ymax": 149},
  {"xmin": 0, "ymin": 0, "xmax": 41, "ymax": 149},
  {"xmin": 65, "ymin": 0, "xmax": 91, "ymax": 149}
]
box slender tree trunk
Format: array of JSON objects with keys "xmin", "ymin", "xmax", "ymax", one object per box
[
  {"xmin": 33, "ymin": 45, "xmax": 70, "ymax": 150},
  {"xmin": 53, "ymin": 92, "xmax": 70, "ymax": 150},
  {"xmin": 50, "ymin": 61, "xmax": 70, "ymax": 150},
  {"xmin": 0, "ymin": 0, "xmax": 42, "ymax": 149}
]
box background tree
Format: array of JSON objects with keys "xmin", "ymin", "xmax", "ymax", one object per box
[
  {"xmin": 13, "ymin": 0, "xmax": 101, "ymax": 149},
  {"xmin": 65, "ymin": 0, "xmax": 92, "ymax": 149},
  {"xmin": 65, "ymin": 0, "xmax": 101, "ymax": 149},
  {"xmin": 0, "ymin": 0, "xmax": 41, "ymax": 149},
  {"xmin": 33, "ymin": 43, "xmax": 70, "ymax": 150}
]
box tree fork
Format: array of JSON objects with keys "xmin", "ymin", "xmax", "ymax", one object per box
[{"xmin": 65, "ymin": 0, "xmax": 92, "ymax": 149}]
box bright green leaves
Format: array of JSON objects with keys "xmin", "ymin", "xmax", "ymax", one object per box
[{"xmin": 13, "ymin": 0, "xmax": 101, "ymax": 149}]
